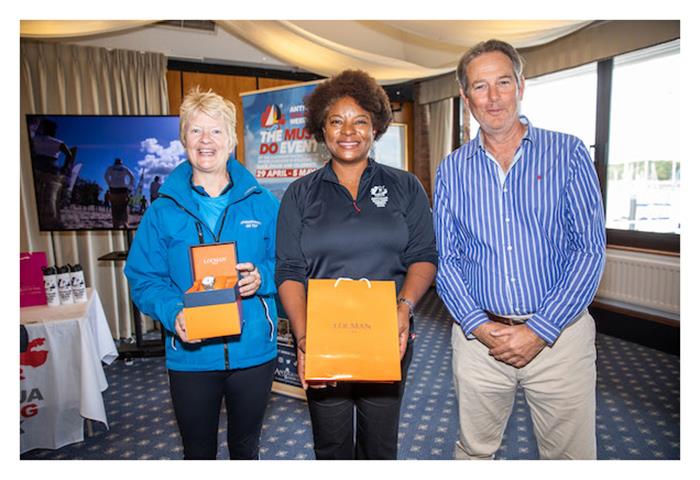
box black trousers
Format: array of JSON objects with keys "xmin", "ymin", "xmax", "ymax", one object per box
[
  {"xmin": 168, "ymin": 359, "xmax": 275, "ymax": 460},
  {"xmin": 108, "ymin": 187, "xmax": 130, "ymax": 228},
  {"xmin": 306, "ymin": 341, "xmax": 413, "ymax": 460}
]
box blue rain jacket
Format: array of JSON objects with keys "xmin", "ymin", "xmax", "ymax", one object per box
[{"xmin": 124, "ymin": 158, "xmax": 279, "ymax": 371}]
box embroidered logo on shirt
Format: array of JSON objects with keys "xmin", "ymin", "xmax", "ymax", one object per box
[
  {"xmin": 240, "ymin": 220, "xmax": 262, "ymax": 228},
  {"xmin": 370, "ymin": 185, "xmax": 388, "ymax": 207}
]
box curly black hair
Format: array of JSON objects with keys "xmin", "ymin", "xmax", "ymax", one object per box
[{"xmin": 304, "ymin": 70, "xmax": 393, "ymax": 143}]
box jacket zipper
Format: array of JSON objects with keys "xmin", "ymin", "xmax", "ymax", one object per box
[
  {"xmin": 195, "ymin": 222, "xmax": 204, "ymax": 244},
  {"xmin": 159, "ymin": 193, "xmax": 233, "ymax": 369},
  {"xmin": 323, "ymin": 165, "xmax": 372, "ymax": 214},
  {"xmin": 216, "ymin": 206, "xmax": 232, "ymax": 369},
  {"xmin": 215, "ymin": 206, "xmax": 230, "ymax": 243}
]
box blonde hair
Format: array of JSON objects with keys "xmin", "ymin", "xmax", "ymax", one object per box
[{"xmin": 179, "ymin": 86, "xmax": 237, "ymax": 151}]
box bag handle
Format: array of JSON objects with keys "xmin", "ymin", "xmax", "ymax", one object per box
[{"xmin": 333, "ymin": 277, "xmax": 371, "ymax": 288}]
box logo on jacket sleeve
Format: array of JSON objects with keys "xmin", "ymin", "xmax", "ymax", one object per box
[{"xmin": 370, "ymin": 185, "xmax": 388, "ymax": 207}]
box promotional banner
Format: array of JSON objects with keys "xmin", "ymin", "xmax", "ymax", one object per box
[
  {"xmin": 242, "ymin": 82, "xmax": 323, "ymax": 399},
  {"xmin": 241, "ymin": 81, "xmax": 324, "ymax": 201}
]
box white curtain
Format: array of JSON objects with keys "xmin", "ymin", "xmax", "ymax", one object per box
[
  {"xmin": 20, "ymin": 40, "xmax": 169, "ymax": 339},
  {"xmin": 427, "ymin": 100, "xmax": 454, "ymax": 195}
]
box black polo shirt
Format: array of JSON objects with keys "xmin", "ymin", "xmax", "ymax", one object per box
[{"xmin": 275, "ymin": 159, "xmax": 437, "ymax": 294}]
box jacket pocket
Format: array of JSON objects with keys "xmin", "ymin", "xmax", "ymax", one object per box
[{"xmin": 263, "ymin": 296, "xmax": 276, "ymax": 342}]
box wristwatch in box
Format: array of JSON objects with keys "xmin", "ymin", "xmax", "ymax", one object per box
[{"xmin": 201, "ymin": 275, "xmax": 216, "ymax": 290}]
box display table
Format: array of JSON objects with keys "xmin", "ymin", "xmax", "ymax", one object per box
[{"xmin": 20, "ymin": 288, "xmax": 118, "ymax": 453}]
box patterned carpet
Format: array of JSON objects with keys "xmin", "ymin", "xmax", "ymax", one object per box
[{"xmin": 21, "ymin": 290, "xmax": 680, "ymax": 460}]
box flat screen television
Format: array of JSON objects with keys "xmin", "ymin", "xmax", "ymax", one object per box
[{"xmin": 25, "ymin": 115, "xmax": 187, "ymax": 231}]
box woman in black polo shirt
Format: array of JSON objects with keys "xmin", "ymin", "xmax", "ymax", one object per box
[{"xmin": 275, "ymin": 69, "xmax": 437, "ymax": 460}]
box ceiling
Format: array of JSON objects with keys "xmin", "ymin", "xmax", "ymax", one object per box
[{"xmin": 21, "ymin": 20, "xmax": 593, "ymax": 83}]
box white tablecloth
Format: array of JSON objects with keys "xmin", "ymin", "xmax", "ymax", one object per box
[{"xmin": 20, "ymin": 288, "xmax": 118, "ymax": 453}]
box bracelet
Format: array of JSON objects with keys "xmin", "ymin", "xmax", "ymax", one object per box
[{"xmin": 397, "ymin": 296, "xmax": 415, "ymax": 316}]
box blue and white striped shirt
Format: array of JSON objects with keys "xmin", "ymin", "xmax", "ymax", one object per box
[{"xmin": 433, "ymin": 117, "xmax": 606, "ymax": 345}]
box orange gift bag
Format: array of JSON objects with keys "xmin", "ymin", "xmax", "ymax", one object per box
[{"xmin": 305, "ymin": 278, "xmax": 401, "ymax": 382}]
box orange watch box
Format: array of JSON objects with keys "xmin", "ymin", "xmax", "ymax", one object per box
[
  {"xmin": 183, "ymin": 242, "xmax": 242, "ymax": 341},
  {"xmin": 304, "ymin": 278, "xmax": 401, "ymax": 382}
]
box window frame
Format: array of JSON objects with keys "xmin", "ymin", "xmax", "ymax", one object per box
[{"xmin": 595, "ymin": 51, "xmax": 680, "ymax": 253}]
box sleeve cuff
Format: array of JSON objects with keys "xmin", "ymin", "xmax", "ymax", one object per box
[
  {"xmin": 275, "ymin": 270, "xmax": 307, "ymax": 289},
  {"xmin": 526, "ymin": 313, "xmax": 562, "ymax": 346},
  {"xmin": 404, "ymin": 250, "xmax": 439, "ymax": 267},
  {"xmin": 160, "ymin": 299, "xmax": 184, "ymax": 334},
  {"xmin": 257, "ymin": 264, "xmax": 277, "ymax": 296},
  {"xmin": 459, "ymin": 309, "xmax": 490, "ymax": 337}
]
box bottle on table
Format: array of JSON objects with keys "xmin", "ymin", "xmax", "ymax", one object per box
[{"xmin": 56, "ymin": 265, "xmax": 74, "ymax": 305}]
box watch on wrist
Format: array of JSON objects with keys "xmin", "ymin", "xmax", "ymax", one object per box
[{"xmin": 397, "ymin": 296, "xmax": 415, "ymax": 316}]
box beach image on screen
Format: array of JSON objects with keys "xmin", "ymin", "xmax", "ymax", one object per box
[{"xmin": 26, "ymin": 115, "xmax": 186, "ymax": 231}]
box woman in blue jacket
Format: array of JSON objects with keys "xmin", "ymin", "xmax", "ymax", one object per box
[{"xmin": 124, "ymin": 87, "xmax": 279, "ymax": 460}]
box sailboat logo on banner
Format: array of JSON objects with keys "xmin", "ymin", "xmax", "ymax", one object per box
[{"xmin": 261, "ymin": 104, "xmax": 286, "ymax": 128}]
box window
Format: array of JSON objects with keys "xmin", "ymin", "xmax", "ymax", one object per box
[
  {"xmin": 456, "ymin": 39, "xmax": 680, "ymax": 252},
  {"xmin": 607, "ymin": 43, "xmax": 680, "ymax": 235},
  {"xmin": 463, "ymin": 62, "xmax": 597, "ymax": 149},
  {"xmin": 520, "ymin": 63, "xmax": 597, "ymax": 157}
]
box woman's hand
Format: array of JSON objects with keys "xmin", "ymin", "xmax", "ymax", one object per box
[
  {"xmin": 296, "ymin": 336, "xmax": 336, "ymax": 390},
  {"xmin": 175, "ymin": 311, "xmax": 201, "ymax": 344},
  {"xmin": 397, "ymin": 303, "xmax": 411, "ymax": 360},
  {"xmin": 236, "ymin": 262, "xmax": 261, "ymax": 297},
  {"xmin": 296, "ymin": 337, "xmax": 308, "ymax": 390}
]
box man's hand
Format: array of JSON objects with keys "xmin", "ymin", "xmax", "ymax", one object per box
[
  {"xmin": 488, "ymin": 324, "xmax": 546, "ymax": 368},
  {"xmin": 472, "ymin": 321, "xmax": 511, "ymax": 349}
]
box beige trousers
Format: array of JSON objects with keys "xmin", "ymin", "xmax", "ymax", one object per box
[{"xmin": 451, "ymin": 310, "xmax": 597, "ymax": 460}]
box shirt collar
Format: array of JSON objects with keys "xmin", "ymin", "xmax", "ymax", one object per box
[
  {"xmin": 320, "ymin": 157, "xmax": 377, "ymax": 183},
  {"xmin": 471, "ymin": 115, "xmax": 534, "ymax": 158},
  {"xmin": 190, "ymin": 176, "xmax": 234, "ymax": 198}
]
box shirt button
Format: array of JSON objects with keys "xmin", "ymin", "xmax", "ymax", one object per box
[
  {"xmin": 507, "ymin": 245, "xmax": 513, "ymax": 251},
  {"xmin": 505, "ymin": 217, "xmax": 511, "ymax": 223},
  {"xmin": 503, "ymin": 187, "xmax": 509, "ymax": 193},
  {"xmin": 510, "ymin": 277, "xmax": 516, "ymax": 283}
]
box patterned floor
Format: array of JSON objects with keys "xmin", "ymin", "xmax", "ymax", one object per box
[{"xmin": 21, "ymin": 290, "xmax": 680, "ymax": 460}]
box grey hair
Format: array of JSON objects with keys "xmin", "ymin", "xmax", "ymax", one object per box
[{"xmin": 456, "ymin": 39, "xmax": 524, "ymax": 95}]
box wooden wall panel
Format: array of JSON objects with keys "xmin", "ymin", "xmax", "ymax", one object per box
[
  {"xmin": 257, "ymin": 77, "xmax": 302, "ymax": 91},
  {"xmin": 165, "ymin": 70, "xmax": 182, "ymax": 115},
  {"xmin": 181, "ymin": 72, "xmax": 257, "ymax": 163}
]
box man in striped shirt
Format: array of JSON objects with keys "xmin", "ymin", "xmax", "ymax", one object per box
[{"xmin": 434, "ymin": 39, "xmax": 606, "ymax": 459}]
